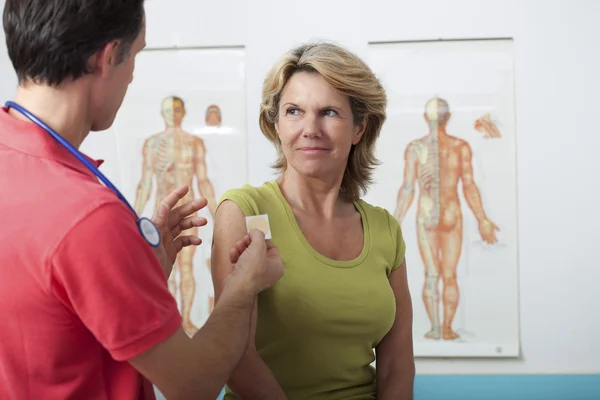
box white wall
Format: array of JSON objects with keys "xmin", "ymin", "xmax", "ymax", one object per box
[
  {"xmin": 149, "ymin": 0, "xmax": 600, "ymax": 374},
  {"xmin": 1, "ymin": 0, "xmax": 598, "ymax": 374}
]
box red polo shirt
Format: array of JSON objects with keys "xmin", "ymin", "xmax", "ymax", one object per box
[{"xmin": 0, "ymin": 107, "xmax": 182, "ymax": 399}]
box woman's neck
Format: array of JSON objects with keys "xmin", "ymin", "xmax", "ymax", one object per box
[{"xmin": 277, "ymin": 169, "xmax": 350, "ymax": 219}]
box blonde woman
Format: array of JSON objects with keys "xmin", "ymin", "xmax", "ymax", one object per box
[{"xmin": 211, "ymin": 42, "xmax": 415, "ymax": 400}]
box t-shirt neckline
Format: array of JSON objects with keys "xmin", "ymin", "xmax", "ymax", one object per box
[{"xmin": 267, "ymin": 180, "xmax": 370, "ymax": 268}]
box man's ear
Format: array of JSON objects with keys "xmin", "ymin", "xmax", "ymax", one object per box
[{"xmin": 91, "ymin": 41, "xmax": 120, "ymax": 77}]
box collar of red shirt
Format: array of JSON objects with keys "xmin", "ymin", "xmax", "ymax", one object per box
[{"xmin": 0, "ymin": 106, "xmax": 105, "ymax": 179}]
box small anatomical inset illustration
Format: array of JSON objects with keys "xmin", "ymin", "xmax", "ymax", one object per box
[
  {"xmin": 474, "ymin": 113, "xmax": 502, "ymax": 139},
  {"xmin": 205, "ymin": 104, "xmax": 222, "ymax": 128},
  {"xmin": 394, "ymin": 97, "xmax": 500, "ymax": 341},
  {"xmin": 134, "ymin": 95, "xmax": 217, "ymax": 336}
]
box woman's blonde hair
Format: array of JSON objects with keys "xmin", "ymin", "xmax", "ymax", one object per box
[{"xmin": 259, "ymin": 41, "xmax": 387, "ymax": 202}]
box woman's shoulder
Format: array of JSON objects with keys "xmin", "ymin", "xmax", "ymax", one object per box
[
  {"xmin": 355, "ymin": 199, "xmax": 398, "ymax": 231},
  {"xmin": 220, "ymin": 180, "xmax": 277, "ymax": 201},
  {"xmin": 218, "ymin": 180, "xmax": 279, "ymax": 216},
  {"xmin": 357, "ymin": 199, "xmax": 406, "ymax": 271}
]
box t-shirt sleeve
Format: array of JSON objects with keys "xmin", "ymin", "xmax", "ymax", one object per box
[
  {"xmin": 218, "ymin": 186, "xmax": 260, "ymax": 216},
  {"xmin": 387, "ymin": 211, "xmax": 407, "ymax": 274},
  {"xmin": 49, "ymin": 201, "xmax": 182, "ymax": 361}
]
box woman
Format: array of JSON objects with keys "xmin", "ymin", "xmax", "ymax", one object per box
[{"xmin": 211, "ymin": 41, "xmax": 415, "ymax": 400}]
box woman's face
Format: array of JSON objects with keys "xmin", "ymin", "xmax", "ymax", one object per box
[{"xmin": 275, "ymin": 71, "xmax": 366, "ymax": 181}]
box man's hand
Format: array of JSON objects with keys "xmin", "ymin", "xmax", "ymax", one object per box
[
  {"xmin": 226, "ymin": 229, "xmax": 284, "ymax": 294},
  {"xmin": 151, "ymin": 185, "xmax": 208, "ymax": 277},
  {"xmin": 129, "ymin": 230, "xmax": 282, "ymax": 400}
]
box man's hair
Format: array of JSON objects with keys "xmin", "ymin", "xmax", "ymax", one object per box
[
  {"xmin": 259, "ymin": 41, "xmax": 387, "ymax": 202},
  {"xmin": 3, "ymin": 0, "xmax": 145, "ymax": 86}
]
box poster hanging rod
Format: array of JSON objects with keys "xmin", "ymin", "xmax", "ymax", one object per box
[
  {"xmin": 368, "ymin": 37, "xmax": 513, "ymax": 45},
  {"xmin": 143, "ymin": 44, "xmax": 245, "ymax": 52}
]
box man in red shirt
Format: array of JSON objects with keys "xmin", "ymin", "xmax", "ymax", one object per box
[{"xmin": 0, "ymin": 0, "xmax": 283, "ymax": 399}]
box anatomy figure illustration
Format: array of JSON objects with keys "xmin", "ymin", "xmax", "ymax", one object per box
[
  {"xmin": 394, "ymin": 97, "xmax": 499, "ymax": 341},
  {"xmin": 474, "ymin": 113, "xmax": 502, "ymax": 139},
  {"xmin": 205, "ymin": 104, "xmax": 222, "ymax": 127},
  {"xmin": 134, "ymin": 95, "xmax": 217, "ymax": 335}
]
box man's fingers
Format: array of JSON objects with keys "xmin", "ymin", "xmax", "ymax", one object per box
[
  {"xmin": 235, "ymin": 239, "xmax": 249, "ymax": 255},
  {"xmin": 169, "ymin": 197, "xmax": 208, "ymax": 228},
  {"xmin": 171, "ymin": 216, "xmax": 207, "ymax": 238},
  {"xmin": 230, "ymin": 247, "xmax": 241, "ymax": 264},
  {"xmin": 229, "ymin": 239, "xmax": 248, "ymax": 264},
  {"xmin": 247, "ymin": 229, "xmax": 265, "ymax": 243},
  {"xmin": 155, "ymin": 185, "xmax": 190, "ymax": 224},
  {"xmin": 229, "ymin": 236, "xmax": 253, "ymax": 264},
  {"xmin": 175, "ymin": 235, "xmax": 202, "ymax": 249},
  {"xmin": 265, "ymin": 240, "xmax": 281, "ymax": 257},
  {"xmin": 243, "ymin": 234, "xmax": 251, "ymax": 247},
  {"xmin": 245, "ymin": 230, "xmax": 266, "ymax": 251}
]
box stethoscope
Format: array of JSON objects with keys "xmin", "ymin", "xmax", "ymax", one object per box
[{"xmin": 5, "ymin": 101, "xmax": 161, "ymax": 248}]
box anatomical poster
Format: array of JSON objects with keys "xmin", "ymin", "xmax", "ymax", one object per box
[
  {"xmin": 87, "ymin": 47, "xmax": 248, "ymax": 337},
  {"xmin": 366, "ymin": 39, "xmax": 519, "ymax": 357}
]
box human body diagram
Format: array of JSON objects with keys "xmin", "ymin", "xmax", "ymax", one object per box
[
  {"xmin": 134, "ymin": 96, "xmax": 217, "ymax": 336},
  {"xmin": 394, "ymin": 97, "xmax": 500, "ymax": 341}
]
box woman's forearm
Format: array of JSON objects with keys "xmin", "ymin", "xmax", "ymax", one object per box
[
  {"xmin": 377, "ymin": 374, "xmax": 414, "ymax": 399},
  {"xmin": 376, "ymin": 262, "xmax": 415, "ymax": 399},
  {"xmin": 227, "ymin": 351, "xmax": 287, "ymax": 400},
  {"xmin": 376, "ymin": 358, "xmax": 415, "ymax": 400}
]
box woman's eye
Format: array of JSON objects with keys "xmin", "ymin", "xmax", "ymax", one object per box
[
  {"xmin": 286, "ymin": 108, "xmax": 299, "ymax": 115},
  {"xmin": 323, "ymin": 109, "xmax": 337, "ymax": 117}
]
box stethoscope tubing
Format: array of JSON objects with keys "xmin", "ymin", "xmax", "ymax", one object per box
[
  {"xmin": 4, "ymin": 101, "xmax": 161, "ymax": 248},
  {"xmin": 5, "ymin": 101, "xmax": 138, "ymax": 215}
]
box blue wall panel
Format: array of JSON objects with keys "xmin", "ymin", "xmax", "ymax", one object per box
[{"xmin": 217, "ymin": 374, "xmax": 600, "ymax": 400}]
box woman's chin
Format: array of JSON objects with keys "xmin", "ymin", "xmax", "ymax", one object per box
[{"xmin": 289, "ymin": 163, "xmax": 343, "ymax": 182}]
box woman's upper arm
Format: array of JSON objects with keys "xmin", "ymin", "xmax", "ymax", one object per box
[
  {"xmin": 211, "ymin": 199, "xmax": 248, "ymax": 301},
  {"xmin": 210, "ymin": 199, "xmax": 260, "ymax": 351},
  {"xmin": 388, "ymin": 259, "xmax": 413, "ymax": 340},
  {"xmin": 390, "ymin": 259, "xmax": 413, "ymax": 331}
]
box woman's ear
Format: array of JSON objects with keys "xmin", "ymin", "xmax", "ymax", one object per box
[{"xmin": 352, "ymin": 118, "xmax": 367, "ymax": 145}]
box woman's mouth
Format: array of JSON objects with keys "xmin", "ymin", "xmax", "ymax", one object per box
[{"xmin": 298, "ymin": 146, "xmax": 329, "ymax": 154}]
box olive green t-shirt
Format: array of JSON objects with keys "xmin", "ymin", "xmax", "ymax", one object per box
[{"xmin": 220, "ymin": 181, "xmax": 406, "ymax": 400}]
